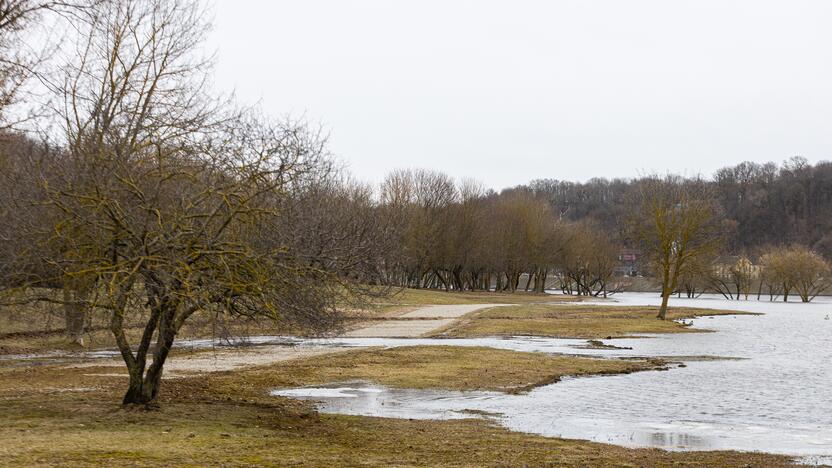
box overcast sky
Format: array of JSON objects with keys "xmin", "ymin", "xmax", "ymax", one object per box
[{"xmin": 210, "ymin": 1, "xmax": 832, "ymax": 190}]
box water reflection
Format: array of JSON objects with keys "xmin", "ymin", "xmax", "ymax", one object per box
[{"xmin": 647, "ymin": 431, "xmax": 707, "ymax": 449}]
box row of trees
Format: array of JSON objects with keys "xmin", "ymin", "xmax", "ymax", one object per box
[
  {"xmin": 378, "ymin": 169, "xmax": 621, "ymax": 297},
  {"xmin": 676, "ymin": 247, "xmax": 830, "ymax": 303},
  {"xmin": 624, "ymin": 175, "xmax": 830, "ymax": 318}
]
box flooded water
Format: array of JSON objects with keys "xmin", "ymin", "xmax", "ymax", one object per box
[
  {"xmin": 273, "ymin": 293, "xmax": 832, "ymax": 463},
  {"xmin": 0, "ymin": 334, "xmax": 306, "ymax": 363}
]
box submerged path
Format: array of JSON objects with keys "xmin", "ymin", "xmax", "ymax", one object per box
[{"xmin": 69, "ymin": 303, "xmax": 511, "ymax": 376}]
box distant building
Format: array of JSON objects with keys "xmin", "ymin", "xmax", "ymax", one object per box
[
  {"xmin": 615, "ymin": 248, "xmax": 640, "ymax": 276},
  {"xmin": 711, "ymin": 255, "xmax": 761, "ymax": 279}
]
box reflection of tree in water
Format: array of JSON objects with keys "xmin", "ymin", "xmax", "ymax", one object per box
[{"xmin": 648, "ymin": 431, "xmax": 709, "ymax": 450}]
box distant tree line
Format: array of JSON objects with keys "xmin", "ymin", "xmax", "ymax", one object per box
[
  {"xmin": 377, "ymin": 169, "xmax": 621, "ymax": 297},
  {"xmin": 515, "ymin": 156, "xmax": 832, "ymax": 259}
]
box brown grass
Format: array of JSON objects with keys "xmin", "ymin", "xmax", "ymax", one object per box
[
  {"xmin": 0, "ymin": 397, "xmax": 797, "ymax": 467},
  {"xmin": 0, "ymin": 350, "xmax": 797, "ymax": 467},
  {"xmin": 0, "ymin": 315, "xmax": 302, "ymax": 355},
  {"xmin": 199, "ymin": 345, "xmax": 665, "ymax": 395},
  {"xmin": 431, "ymin": 304, "xmax": 755, "ymax": 339},
  {"xmin": 371, "ymin": 287, "xmax": 576, "ymax": 310}
]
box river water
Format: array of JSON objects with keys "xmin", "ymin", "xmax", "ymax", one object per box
[{"xmin": 273, "ymin": 293, "xmax": 832, "ymax": 463}]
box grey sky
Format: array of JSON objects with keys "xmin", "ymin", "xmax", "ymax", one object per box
[{"xmin": 210, "ymin": 1, "xmax": 832, "ymax": 190}]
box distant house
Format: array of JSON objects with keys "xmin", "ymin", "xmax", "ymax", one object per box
[
  {"xmin": 712, "ymin": 255, "xmax": 761, "ymax": 279},
  {"xmin": 615, "ymin": 248, "xmax": 640, "ymax": 276}
]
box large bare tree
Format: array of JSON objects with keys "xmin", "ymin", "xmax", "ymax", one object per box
[
  {"xmin": 1, "ymin": 0, "xmax": 365, "ymax": 406},
  {"xmin": 629, "ymin": 176, "xmax": 722, "ymax": 319}
]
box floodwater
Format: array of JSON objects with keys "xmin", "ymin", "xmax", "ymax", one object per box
[
  {"xmin": 273, "ymin": 293, "xmax": 832, "ymax": 463},
  {"xmin": 0, "ymin": 334, "xmax": 307, "ymax": 364}
]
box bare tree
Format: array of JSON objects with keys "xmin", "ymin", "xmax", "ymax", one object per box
[
  {"xmin": 704, "ymin": 255, "xmax": 756, "ymax": 301},
  {"xmin": 760, "ymin": 245, "xmax": 829, "ymax": 302},
  {"xmin": 557, "ymin": 221, "xmax": 620, "ymax": 297},
  {"xmin": 0, "ymin": 0, "xmax": 45, "ymax": 126},
  {"xmin": 0, "ymin": 0, "xmax": 92, "ymax": 128},
  {"xmin": 0, "ymin": 0, "xmax": 365, "ymax": 406},
  {"xmin": 629, "ymin": 176, "xmax": 722, "ymax": 319}
]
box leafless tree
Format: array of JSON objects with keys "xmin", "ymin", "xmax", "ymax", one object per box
[
  {"xmin": 706, "ymin": 255, "xmax": 756, "ymax": 300},
  {"xmin": 557, "ymin": 221, "xmax": 620, "ymax": 297},
  {"xmin": 0, "ymin": 0, "xmax": 93, "ymax": 128},
  {"xmin": 1, "ymin": 0, "xmax": 370, "ymax": 406},
  {"xmin": 760, "ymin": 245, "xmax": 829, "ymax": 302},
  {"xmin": 629, "ymin": 176, "xmax": 722, "ymax": 319}
]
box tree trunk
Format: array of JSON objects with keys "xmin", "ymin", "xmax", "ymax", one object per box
[
  {"xmin": 122, "ymin": 304, "xmax": 177, "ymax": 406},
  {"xmin": 658, "ymin": 268, "xmax": 673, "ymax": 320},
  {"xmin": 535, "ymin": 270, "xmax": 548, "ymax": 293},
  {"xmin": 658, "ymin": 261, "xmax": 675, "ymax": 320},
  {"xmin": 658, "ymin": 290, "xmax": 670, "ymax": 320},
  {"xmin": 122, "ymin": 367, "xmax": 146, "ymax": 405},
  {"xmin": 63, "ymin": 286, "xmax": 88, "ymax": 347}
]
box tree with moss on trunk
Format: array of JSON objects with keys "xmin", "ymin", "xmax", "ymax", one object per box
[
  {"xmin": 628, "ymin": 176, "xmax": 722, "ymax": 319},
  {"xmin": 2, "ymin": 0, "xmax": 378, "ymax": 407}
]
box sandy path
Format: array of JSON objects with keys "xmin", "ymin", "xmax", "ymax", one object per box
[
  {"xmin": 344, "ymin": 304, "xmax": 507, "ymax": 338},
  {"xmin": 74, "ymin": 303, "xmax": 508, "ymax": 377},
  {"xmin": 157, "ymin": 345, "xmax": 351, "ymax": 375}
]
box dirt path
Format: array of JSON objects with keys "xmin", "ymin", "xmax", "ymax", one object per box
[
  {"xmin": 74, "ymin": 303, "xmax": 510, "ymax": 377},
  {"xmin": 344, "ymin": 304, "xmax": 508, "ymax": 338}
]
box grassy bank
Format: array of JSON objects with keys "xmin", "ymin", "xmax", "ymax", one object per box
[
  {"xmin": 0, "ymin": 291, "xmax": 794, "ymax": 466},
  {"xmin": 0, "ymin": 348, "xmax": 796, "ymax": 467},
  {"xmin": 359, "ymin": 288, "xmax": 578, "ymax": 319},
  {"xmin": 194, "ymin": 345, "xmax": 665, "ymax": 395},
  {"xmin": 0, "ymin": 395, "xmax": 796, "ymax": 467},
  {"xmin": 431, "ymin": 304, "xmax": 754, "ymax": 339},
  {"xmin": 0, "ymin": 313, "xmax": 299, "ymax": 356}
]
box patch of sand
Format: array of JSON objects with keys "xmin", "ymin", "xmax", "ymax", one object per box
[
  {"xmin": 345, "ymin": 304, "xmax": 509, "ymax": 338},
  {"xmin": 343, "ymin": 319, "xmax": 457, "ymax": 338}
]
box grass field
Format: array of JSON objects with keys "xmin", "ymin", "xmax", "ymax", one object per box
[
  {"xmin": 431, "ymin": 303, "xmax": 753, "ymax": 339},
  {"xmin": 0, "ymin": 289, "xmax": 795, "ymax": 466},
  {"xmin": 0, "ymin": 347, "xmax": 796, "ymax": 467},
  {"xmin": 197, "ymin": 345, "xmax": 666, "ymax": 394}
]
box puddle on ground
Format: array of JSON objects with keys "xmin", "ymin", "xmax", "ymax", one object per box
[{"xmin": 0, "ymin": 335, "xmax": 306, "ymax": 363}]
